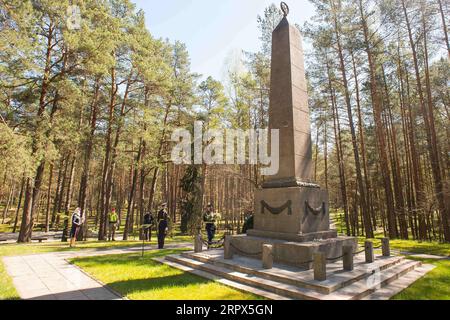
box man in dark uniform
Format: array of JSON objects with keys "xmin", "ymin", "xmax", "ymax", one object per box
[
  {"xmin": 143, "ymin": 211, "xmax": 154, "ymax": 241},
  {"xmin": 203, "ymin": 203, "xmax": 216, "ymax": 244},
  {"xmin": 157, "ymin": 203, "xmax": 169, "ymax": 249},
  {"xmin": 242, "ymin": 210, "xmax": 254, "ymax": 234}
]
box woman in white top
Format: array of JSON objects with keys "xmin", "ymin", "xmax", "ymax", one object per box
[{"xmin": 69, "ymin": 208, "xmax": 83, "ymax": 247}]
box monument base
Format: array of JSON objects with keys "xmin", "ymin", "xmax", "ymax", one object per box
[
  {"xmin": 162, "ymin": 249, "xmax": 434, "ymax": 300},
  {"xmin": 247, "ymin": 229, "xmax": 338, "ymax": 242},
  {"xmin": 229, "ymin": 234, "xmax": 357, "ymax": 270}
]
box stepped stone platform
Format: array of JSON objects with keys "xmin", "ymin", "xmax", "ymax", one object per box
[
  {"xmin": 160, "ymin": 249, "xmax": 435, "ymax": 300},
  {"xmin": 230, "ymin": 234, "xmax": 357, "ymax": 269}
]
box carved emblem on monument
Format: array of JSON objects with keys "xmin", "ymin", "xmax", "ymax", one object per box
[{"xmin": 260, "ymin": 200, "xmax": 293, "ymax": 216}]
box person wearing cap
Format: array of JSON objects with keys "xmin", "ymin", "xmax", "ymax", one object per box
[
  {"xmin": 157, "ymin": 203, "xmax": 169, "ymax": 249},
  {"xmin": 143, "ymin": 211, "xmax": 154, "ymax": 241},
  {"xmin": 203, "ymin": 203, "xmax": 216, "ymax": 244}
]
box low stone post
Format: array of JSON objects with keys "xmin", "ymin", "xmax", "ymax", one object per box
[
  {"xmin": 365, "ymin": 241, "xmax": 374, "ymax": 263},
  {"xmin": 224, "ymin": 236, "xmax": 233, "ymax": 260},
  {"xmin": 342, "ymin": 245, "xmax": 354, "ymax": 271},
  {"xmin": 382, "ymin": 238, "xmax": 390, "ymax": 257},
  {"xmin": 262, "ymin": 244, "xmax": 273, "ymax": 269},
  {"xmin": 194, "ymin": 234, "xmax": 203, "ymax": 253},
  {"xmin": 314, "ymin": 252, "xmax": 327, "ymax": 281}
]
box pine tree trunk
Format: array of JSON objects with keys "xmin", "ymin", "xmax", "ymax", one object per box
[
  {"xmin": 44, "ymin": 164, "xmax": 53, "ymax": 232},
  {"xmin": 13, "ymin": 177, "xmax": 25, "ymax": 233},
  {"xmin": 331, "ymin": 3, "xmax": 373, "ymax": 237},
  {"xmin": 359, "ymin": 0, "xmax": 397, "ymax": 238},
  {"xmin": 77, "ymin": 79, "xmax": 100, "ymax": 240},
  {"xmin": 438, "ymin": 0, "xmax": 450, "ymax": 58}
]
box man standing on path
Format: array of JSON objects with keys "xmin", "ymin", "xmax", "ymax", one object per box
[
  {"xmin": 69, "ymin": 208, "xmax": 83, "ymax": 247},
  {"xmin": 143, "ymin": 211, "xmax": 154, "ymax": 241},
  {"xmin": 108, "ymin": 208, "xmax": 119, "ymax": 241},
  {"xmin": 157, "ymin": 203, "xmax": 169, "ymax": 249},
  {"xmin": 203, "ymin": 203, "xmax": 216, "ymax": 244}
]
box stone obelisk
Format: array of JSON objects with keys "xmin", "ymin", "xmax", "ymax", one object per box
[
  {"xmin": 229, "ymin": 3, "xmax": 357, "ymax": 269},
  {"xmin": 248, "ymin": 3, "xmax": 335, "ymax": 241},
  {"xmin": 263, "ymin": 10, "xmax": 313, "ymax": 188}
]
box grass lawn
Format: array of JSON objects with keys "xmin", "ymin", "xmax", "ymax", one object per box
[
  {"xmin": 0, "ymin": 224, "xmax": 13, "ymax": 233},
  {"xmin": 70, "ymin": 250, "xmax": 263, "ymax": 300},
  {"xmin": 0, "ymin": 256, "xmax": 17, "ymax": 300},
  {"xmin": 393, "ymin": 258, "xmax": 450, "ymax": 300}
]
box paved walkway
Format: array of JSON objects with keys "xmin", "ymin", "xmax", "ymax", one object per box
[
  {"xmin": 391, "ymin": 250, "xmax": 450, "ymax": 260},
  {"xmin": 3, "ymin": 243, "xmax": 191, "ymax": 300}
]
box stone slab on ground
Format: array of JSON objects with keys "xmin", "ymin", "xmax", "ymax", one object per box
[{"xmin": 3, "ymin": 243, "xmax": 191, "ymax": 300}]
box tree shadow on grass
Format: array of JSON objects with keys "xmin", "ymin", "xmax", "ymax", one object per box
[
  {"xmin": 70, "ymin": 249, "xmax": 188, "ymax": 265},
  {"xmin": 108, "ymin": 273, "xmax": 211, "ymax": 298},
  {"xmin": 107, "ymin": 273, "xmax": 261, "ymax": 300}
]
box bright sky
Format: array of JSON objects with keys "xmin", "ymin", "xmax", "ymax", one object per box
[{"xmin": 132, "ymin": 0, "xmax": 316, "ymax": 81}]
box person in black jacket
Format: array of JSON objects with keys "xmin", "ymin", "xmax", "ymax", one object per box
[
  {"xmin": 157, "ymin": 203, "xmax": 169, "ymax": 249},
  {"xmin": 242, "ymin": 211, "xmax": 254, "ymax": 234},
  {"xmin": 203, "ymin": 203, "xmax": 216, "ymax": 244},
  {"xmin": 143, "ymin": 212, "xmax": 154, "ymax": 241}
]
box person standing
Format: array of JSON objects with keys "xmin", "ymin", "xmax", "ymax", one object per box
[
  {"xmin": 242, "ymin": 210, "xmax": 254, "ymax": 234},
  {"xmin": 203, "ymin": 203, "xmax": 216, "ymax": 244},
  {"xmin": 143, "ymin": 211, "xmax": 154, "ymax": 241},
  {"xmin": 157, "ymin": 203, "xmax": 169, "ymax": 249},
  {"xmin": 108, "ymin": 208, "xmax": 119, "ymax": 241},
  {"xmin": 69, "ymin": 208, "xmax": 83, "ymax": 247}
]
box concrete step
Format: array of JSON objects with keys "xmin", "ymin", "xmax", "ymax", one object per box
[
  {"xmin": 165, "ymin": 254, "xmax": 424, "ymax": 300},
  {"xmin": 166, "ymin": 254, "xmax": 325, "ymax": 300},
  {"xmin": 155, "ymin": 257, "xmax": 292, "ymax": 300},
  {"xmin": 326, "ymin": 260, "xmax": 423, "ymax": 300},
  {"xmin": 362, "ymin": 264, "xmax": 436, "ymax": 300},
  {"xmin": 181, "ymin": 251, "xmax": 405, "ymax": 294}
]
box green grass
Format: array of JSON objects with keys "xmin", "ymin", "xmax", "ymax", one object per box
[
  {"xmin": 0, "ymin": 224, "xmax": 13, "ymax": 233},
  {"xmin": 393, "ymin": 258, "xmax": 450, "ymax": 300},
  {"xmin": 70, "ymin": 250, "xmax": 263, "ymax": 300},
  {"xmin": 0, "ymin": 256, "xmax": 18, "ymax": 300}
]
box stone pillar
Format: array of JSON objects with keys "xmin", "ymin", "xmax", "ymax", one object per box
[
  {"xmin": 262, "ymin": 15, "xmax": 313, "ymax": 188},
  {"xmin": 342, "ymin": 245, "xmax": 354, "ymax": 271},
  {"xmin": 382, "ymin": 238, "xmax": 390, "ymax": 257},
  {"xmin": 365, "ymin": 241, "xmax": 374, "ymax": 263},
  {"xmin": 262, "ymin": 245, "xmax": 274, "ymax": 269},
  {"xmin": 314, "ymin": 252, "xmax": 326, "ymax": 281},
  {"xmin": 224, "ymin": 236, "xmax": 233, "ymax": 260},
  {"xmin": 194, "ymin": 234, "xmax": 203, "ymax": 253}
]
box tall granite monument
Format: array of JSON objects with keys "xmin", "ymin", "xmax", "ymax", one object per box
[{"xmin": 230, "ymin": 3, "xmax": 357, "ymax": 269}]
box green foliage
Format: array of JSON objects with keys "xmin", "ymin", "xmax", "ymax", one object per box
[
  {"xmin": 0, "ymin": 123, "xmax": 33, "ymax": 179},
  {"xmin": 198, "ymin": 76, "xmax": 229, "ymax": 129},
  {"xmin": 180, "ymin": 165, "xmax": 202, "ymax": 235}
]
